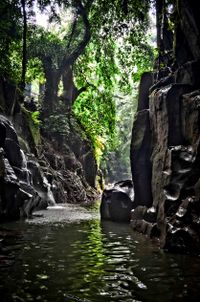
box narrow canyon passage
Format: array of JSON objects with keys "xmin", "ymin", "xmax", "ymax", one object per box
[{"xmin": 1, "ymin": 1, "xmax": 200, "ymax": 301}]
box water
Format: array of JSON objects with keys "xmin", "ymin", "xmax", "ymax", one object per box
[{"xmin": 0, "ymin": 205, "xmax": 200, "ymax": 302}]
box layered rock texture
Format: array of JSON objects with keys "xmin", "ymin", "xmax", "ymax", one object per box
[
  {"xmin": 0, "ymin": 79, "xmax": 97, "ymax": 222},
  {"xmin": 130, "ymin": 1, "xmax": 200, "ymax": 254},
  {"xmin": 131, "ymin": 66, "xmax": 200, "ymax": 254}
]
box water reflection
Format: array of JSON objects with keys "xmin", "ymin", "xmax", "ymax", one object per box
[{"xmin": 0, "ymin": 218, "xmax": 200, "ymax": 302}]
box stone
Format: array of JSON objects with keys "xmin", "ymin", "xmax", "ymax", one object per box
[
  {"xmin": 100, "ymin": 189, "xmax": 112, "ymax": 220},
  {"xmin": 175, "ymin": 60, "xmax": 200, "ymax": 89},
  {"xmin": 0, "ymin": 77, "xmax": 17, "ymax": 115},
  {"xmin": 130, "ymin": 109, "xmax": 152, "ymax": 208},
  {"xmin": 4, "ymin": 138, "xmax": 23, "ymax": 168},
  {"xmin": 137, "ymin": 72, "xmax": 153, "ymax": 111},
  {"xmin": 100, "ymin": 180, "xmax": 134, "ymax": 222},
  {"xmin": 0, "ymin": 116, "xmax": 51, "ymax": 221},
  {"xmin": 130, "ymin": 57, "xmax": 200, "ymax": 253},
  {"xmin": 181, "ymin": 90, "xmax": 200, "ymax": 145},
  {"xmin": 110, "ymin": 190, "xmax": 132, "ymax": 222},
  {"xmin": 0, "ymin": 89, "xmax": 98, "ymax": 222},
  {"xmin": 0, "ymin": 122, "xmax": 6, "ymax": 148}
]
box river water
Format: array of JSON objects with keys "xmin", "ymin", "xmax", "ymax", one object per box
[{"xmin": 0, "ymin": 204, "xmax": 200, "ymax": 302}]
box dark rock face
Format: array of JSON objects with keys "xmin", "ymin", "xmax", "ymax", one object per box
[
  {"xmin": 43, "ymin": 115, "xmax": 97, "ymax": 189},
  {"xmin": 41, "ymin": 138, "xmax": 97, "ymax": 205},
  {"xmin": 130, "ymin": 109, "xmax": 152, "ymax": 208},
  {"xmin": 130, "ymin": 1, "xmax": 200, "ymax": 254},
  {"xmin": 130, "ymin": 72, "xmax": 153, "ymax": 209},
  {"xmin": 137, "ymin": 72, "xmax": 153, "ymax": 111},
  {"xmin": 0, "ymin": 115, "xmax": 55, "ymax": 220},
  {"xmin": 0, "ymin": 113, "xmax": 97, "ymax": 222},
  {"xmin": 0, "ymin": 77, "xmax": 17, "ymax": 115},
  {"xmin": 100, "ymin": 180, "xmax": 134, "ymax": 222},
  {"xmin": 130, "ymin": 68, "xmax": 200, "ymax": 254}
]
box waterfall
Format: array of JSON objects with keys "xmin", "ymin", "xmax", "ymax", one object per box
[{"xmin": 43, "ymin": 176, "xmax": 56, "ymax": 206}]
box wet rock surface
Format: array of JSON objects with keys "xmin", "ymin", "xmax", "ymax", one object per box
[
  {"xmin": 0, "ymin": 115, "xmax": 54, "ymax": 220},
  {"xmin": 130, "ymin": 55, "xmax": 200, "ymax": 253},
  {"xmin": 0, "ymin": 114, "xmax": 97, "ymax": 222},
  {"xmin": 130, "ymin": 109, "xmax": 152, "ymax": 208},
  {"xmin": 100, "ymin": 180, "xmax": 134, "ymax": 222}
]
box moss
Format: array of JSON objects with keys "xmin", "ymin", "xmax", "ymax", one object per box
[{"xmin": 21, "ymin": 106, "xmax": 41, "ymax": 147}]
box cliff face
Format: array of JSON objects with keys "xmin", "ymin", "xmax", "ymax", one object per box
[
  {"xmin": 130, "ymin": 1, "xmax": 200, "ymax": 254},
  {"xmin": 0, "ymin": 79, "xmax": 97, "ymax": 222}
]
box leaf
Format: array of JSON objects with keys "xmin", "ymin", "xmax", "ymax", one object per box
[{"xmin": 36, "ymin": 274, "xmax": 49, "ymax": 280}]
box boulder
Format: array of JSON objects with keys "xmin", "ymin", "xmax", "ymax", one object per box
[
  {"xmin": 4, "ymin": 138, "xmax": 23, "ymax": 168},
  {"xmin": 100, "ymin": 180, "xmax": 134, "ymax": 222}
]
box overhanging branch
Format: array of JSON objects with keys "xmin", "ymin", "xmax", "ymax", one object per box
[{"xmin": 59, "ymin": 0, "xmax": 93, "ymax": 77}]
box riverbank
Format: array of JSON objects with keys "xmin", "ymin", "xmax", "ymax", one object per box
[{"xmin": 29, "ymin": 203, "xmax": 100, "ymax": 225}]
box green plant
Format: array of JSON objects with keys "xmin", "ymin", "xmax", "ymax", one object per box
[{"xmin": 31, "ymin": 111, "xmax": 40, "ymax": 126}]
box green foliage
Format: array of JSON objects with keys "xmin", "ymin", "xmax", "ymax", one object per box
[
  {"xmin": 21, "ymin": 106, "xmax": 41, "ymax": 146},
  {"xmin": 26, "ymin": 57, "xmax": 45, "ymax": 83},
  {"xmin": 73, "ymin": 15, "xmax": 154, "ymax": 168},
  {"xmin": 7, "ymin": 41, "xmax": 22, "ymax": 82},
  {"xmin": 0, "ymin": 0, "xmax": 155, "ymax": 173},
  {"xmin": 31, "ymin": 111, "xmax": 40, "ymax": 126},
  {"xmin": 0, "ymin": 0, "xmax": 21, "ymax": 78},
  {"xmin": 73, "ymin": 41, "xmax": 118, "ymax": 164},
  {"xmin": 27, "ymin": 26, "xmax": 66, "ymax": 68},
  {"xmin": 0, "ymin": 0, "xmax": 36, "ymax": 81}
]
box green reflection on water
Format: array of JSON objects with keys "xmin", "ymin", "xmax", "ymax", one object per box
[{"xmin": 1, "ymin": 217, "xmax": 200, "ymax": 302}]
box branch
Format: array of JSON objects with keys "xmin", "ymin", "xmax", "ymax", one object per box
[
  {"xmin": 67, "ymin": 17, "xmax": 77, "ymax": 49},
  {"xmin": 20, "ymin": 0, "xmax": 27, "ymax": 93},
  {"xmin": 85, "ymin": 0, "xmax": 94, "ymax": 11},
  {"xmin": 59, "ymin": 0, "xmax": 93, "ymax": 77}
]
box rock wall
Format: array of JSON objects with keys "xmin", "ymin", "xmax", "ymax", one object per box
[
  {"xmin": 130, "ymin": 63, "xmax": 200, "ymax": 254},
  {"xmin": 0, "ymin": 115, "xmax": 47, "ymax": 220},
  {"xmin": 130, "ymin": 0, "xmax": 200, "ymax": 254},
  {"xmin": 0, "ymin": 81, "xmax": 97, "ymax": 222}
]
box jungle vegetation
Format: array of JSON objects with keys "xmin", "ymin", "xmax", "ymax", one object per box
[{"xmin": 0, "ymin": 0, "xmax": 159, "ymax": 179}]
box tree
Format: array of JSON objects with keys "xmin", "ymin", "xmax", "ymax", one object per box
[
  {"xmin": 20, "ymin": 0, "xmax": 27, "ymax": 91},
  {"xmin": 0, "ymin": 0, "xmax": 155, "ymax": 168},
  {"xmin": 0, "ymin": 0, "xmax": 21, "ymax": 78},
  {"xmin": 27, "ymin": 0, "xmax": 93, "ymax": 118},
  {"xmin": 73, "ymin": 0, "xmax": 154, "ymax": 165}
]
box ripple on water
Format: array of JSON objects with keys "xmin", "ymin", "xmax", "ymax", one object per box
[{"xmin": 1, "ymin": 207, "xmax": 200, "ymax": 302}]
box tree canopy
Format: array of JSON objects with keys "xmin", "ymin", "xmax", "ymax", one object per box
[{"xmin": 0, "ymin": 0, "xmax": 155, "ymax": 172}]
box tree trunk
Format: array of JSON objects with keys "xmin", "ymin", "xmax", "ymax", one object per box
[
  {"xmin": 62, "ymin": 66, "xmax": 74, "ymax": 107},
  {"xmin": 62, "ymin": 66, "xmax": 86, "ymax": 112},
  {"xmin": 156, "ymin": 0, "xmax": 164, "ymax": 67},
  {"xmin": 43, "ymin": 67, "xmax": 59, "ymax": 119},
  {"xmin": 20, "ymin": 0, "xmax": 27, "ymax": 93}
]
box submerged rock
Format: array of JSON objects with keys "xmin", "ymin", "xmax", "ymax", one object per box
[{"xmin": 100, "ymin": 180, "xmax": 134, "ymax": 222}]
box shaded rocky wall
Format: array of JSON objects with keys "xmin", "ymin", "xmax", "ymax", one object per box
[
  {"xmin": 131, "ymin": 63, "xmax": 200, "ymax": 254},
  {"xmin": 0, "ymin": 80, "xmax": 97, "ymax": 222},
  {"xmin": 130, "ymin": 1, "xmax": 200, "ymax": 254},
  {"xmin": 130, "ymin": 73, "xmax": 153, "ymax": 209}
]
